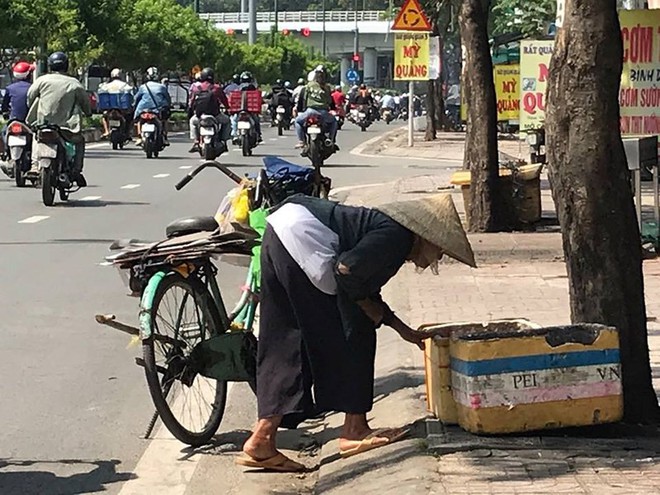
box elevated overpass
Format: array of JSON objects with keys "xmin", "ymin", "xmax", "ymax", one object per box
[{"xmin": 200, "ymin": 11, "xmax": 395, "ymax": 86}]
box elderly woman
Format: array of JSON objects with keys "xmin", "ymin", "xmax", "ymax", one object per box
[{"xmin": 236, "ymin": 193, "xmax": 475, "ymax": 472}]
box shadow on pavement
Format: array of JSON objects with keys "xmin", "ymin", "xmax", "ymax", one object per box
[
  {"xmin": 57, "ymin": 199, "xmax": 150, "ymax": 208},
  {"xmin": 0, "ymin": 458, "xmax": 135, "ymax": 495}
]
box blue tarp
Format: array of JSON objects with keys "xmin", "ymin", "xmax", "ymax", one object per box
[{"xmin": 262, "ymin": 156, "xmax": 314, "ymax": 179}]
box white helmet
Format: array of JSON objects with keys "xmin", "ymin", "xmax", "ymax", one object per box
[
  {"xmin": 146, "ymin": 66, "xmax": 159, "ymax": 81},
  {"xmin": 110, "ymin": 68, "xmax": 122, "ymax": 79}
]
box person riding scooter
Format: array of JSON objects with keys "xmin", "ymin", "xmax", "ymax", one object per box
[
  {"xmin": 230, "ymin": 71, "xmax": 262, "ymax": 143},
  {"xmin": 1, "ymin": 61, "xmax": 33, "ymax": 176},
  {"xmin": 188, "ymin": 67, "xmax": 231, "ymax": 154},
  {"xmin": 269, "ymin": 83, "xmax": 293, "ymax": 126},
  {"xmin": 26, "ymin": 52, "xmax": 92, "ymax": 186},
  {"xmin": 294, "ymin": 66, "xmax": 338, "ymax": 152},
  {"xmin": 98, "ymin": 68, "xmax": 133, "ymax": 140},
  {"xmin": 133, "ymin": 67, "xmax": 171, "ymax": 146}
]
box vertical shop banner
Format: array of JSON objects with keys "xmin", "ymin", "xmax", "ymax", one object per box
[
  {"xmin": 494, "ymin": 64, "xmax": 520, "ymax": 121},
  {"xmin": 428, "ymin": 36, "xmax": 441, "ymax": 80},
  {"xmin": 619, "ymin": 10, "xmax": 660, "ymax": 135},
  {"xmin": 394, "ymin": 32, "xmax": 430, "ymax": 81},
  {"xmin": 520, "ymin": 40, "xmax": 554, "ymax": 131}
]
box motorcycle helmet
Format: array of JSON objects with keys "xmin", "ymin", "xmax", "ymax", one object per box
[
  {"xmin": 146, "ymin": 66, "xmax": 159, "ymax": 81},
  {"xmin": 275, "ymin": 78, "xmax": 282, "ymax": 86},
  {"xmin": 47, "ymin": 52, "xmax": 69, "ymax": 73},
  {"xmin": 110, "ymin": 68, "xmax": 122, "ymax": 79},
  {"xmin": 200, "ymin": 67, "xmax": 214, "ymax": 83},
  {"xmin": 12, "ymin": 61, "xmax": 33, "ymax": 80},
  {"xmin": 359, "ymin": 83, "xmax": 367, "ymax": 90},
  {"xmin": 232, "ymin": 73, "xmax": 240, "ymax": 84},
  {"xmin": 297, "ymin": 77, "xmax": 304, "ymax": 85},
  {"xmin": 284, "ymin": 81, "xmax": 291, "ymax": 89},
  {"xmin": 240, "ymin": 71, "xmax": 253, "ymax": 84},
  {"xmin": 335, "ymin": 85, "xmax": 341, "ymax": 92}
]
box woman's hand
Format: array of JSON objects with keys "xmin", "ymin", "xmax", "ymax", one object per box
[{"xmin": 397, "ymin": 325, "xmax": 426, "ymax": 351}]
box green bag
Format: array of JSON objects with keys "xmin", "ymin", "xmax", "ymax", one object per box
[{"xmin": 189, "ymin": 331, "xmax": 257, "ymax": 382}]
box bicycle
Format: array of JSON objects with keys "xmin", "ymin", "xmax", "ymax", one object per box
[{"xmin": 97, "ymin": 159, "xmax": 329, "ymax": 446}]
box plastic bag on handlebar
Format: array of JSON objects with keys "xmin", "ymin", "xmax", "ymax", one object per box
[{"xmin": 215, "ymin": 185, "xmax": 250, "ymax": 232}]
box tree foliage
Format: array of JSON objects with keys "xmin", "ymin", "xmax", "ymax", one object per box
[
  {"xmin": 0, "ymin": 0, "xmax": 330, "ymax": 83},
  {"xmin": 490, "ymin": 0, "xmax": 555, "ymax": 38}
]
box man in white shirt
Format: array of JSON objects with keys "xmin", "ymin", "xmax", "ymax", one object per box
[{"xmin": 98, "ymin": 68, "xmax": 133, "ymax": 137}]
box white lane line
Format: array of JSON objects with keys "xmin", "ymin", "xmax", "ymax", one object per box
[
  {"xmin": 153, "ymin": 173, "xmax": 170, "ymax": 179},
  {"xmin": 269, "ymin": 138, "xmax": 278, "ymax": 141},
  {"xmin": 87, "ymin": 143, "xmax": 108, "ymax": 149},
  {"xmin": 279, "ymin": 136, "xmax": 287, "ymax": 139},
  {"xmin": 79, "ymin": 195, "xmax": 102, "ymax": 201},
  {"xmin": 117, "ymin": 381, "xmax": 235, "ymax": 495},
  {"xmin": 18, "ymin": 215, "xmax": 50, "ymax": 224},
  {"xmin": 179, "ymin": 165, "xmax": 192, "ymax": 170},
  {"xmin": 121, "ymin": 184, "xmax": 141, "ymax": 190}
]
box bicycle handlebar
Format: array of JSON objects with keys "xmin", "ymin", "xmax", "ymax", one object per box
[{"xmin": 174, "ymin": 160, "xmax": 244, "ymax": 191}]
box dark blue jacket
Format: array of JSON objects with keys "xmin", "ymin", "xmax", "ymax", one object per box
[{"xmin": 2, "ymin": 80, "xmax": 31, "ymax": 121}]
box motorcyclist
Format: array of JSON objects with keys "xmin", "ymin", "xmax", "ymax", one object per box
[
  {"xmin": 187, "ymin": 67, "xmax": 231, "ymax": 154},
  {"xmin": 26, "ymin": 52, "xmax": 91, "ymax": 186},
  {"xmin": 268, "ymin": 79, "xmax": 293, "ymax": 125},
  {"xmin": 352, "ymin": 84, "xmax": 376, "ymax": 121},
  {"xmin": 224, "ymin": 73, "xmax": 240, "ymax": 97},
  {"xmin": 231, "ymin": 71, "xmax": 262, "ymax": 143},
  {"xmin": 294, "ymin": 65, "xmax": 338, "ymax": 152},
  {"xmin": 133, "ymin": 67, "xmax": 171, "ymax": 146},
  {"xmin": 0, "ymin": 61, "xmax": 33, "ymax": 175},
  {"xmin": 292, "ymin": 77, "xmax": 305, "ymax": 110},
  {"xmin": 98, "ymin": 68, "xmax": 133, "ymax": 139},
  {"xmin": 380, "ymin": 90, "xmax": 396, "ymax": 118},
  {"xmin": 331, "ymin": 85, "xmax": 346, "ymax": 116}
]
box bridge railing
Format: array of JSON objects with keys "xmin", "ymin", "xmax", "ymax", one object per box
[{"xmin": 200, "ymin": 10, "xmax": 386, "ymax": 23}]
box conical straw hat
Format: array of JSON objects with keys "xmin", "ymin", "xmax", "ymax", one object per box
[{"xmin": 376, "ymin": 194, "xmax": 476, "ymax": 268}]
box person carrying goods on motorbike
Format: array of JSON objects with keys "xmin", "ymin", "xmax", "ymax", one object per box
[
  {"xmin": 98, "ymin": 68, "xmax": 133, "ymax": 138},
  {"xmin": 230, "ymin": 71, "xmax": 262, "ymax": 143},
  {"xmin": 187, "ymin": 67, "xmax": 231, "ymax": 154},
  {"xmin": 26, "ymin": 52, "xmax": 91, "ymax": 186},
  {"xmin": 294, "ymin": 65, "xmax": 338, "ymax": 152},
  {"xmin": 224, "ymin": 73, "xmax": 240, "ymax": 97},
  {"xmin": 0, "ymin": 61, "xmax": 33, "ymax": 175},
  {"xmin": 133, "ymin": 67, "xmax": 171, "ymax": 147}
]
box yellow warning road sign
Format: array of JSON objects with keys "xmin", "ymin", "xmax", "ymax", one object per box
[{"xmin": 391, "ymin": 0, "xmax": 432, "ymax": 32}]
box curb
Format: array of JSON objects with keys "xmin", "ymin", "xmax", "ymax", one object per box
[{"xmin": 349, "ymin": 126, "xmax": 406, "ymax": 158}]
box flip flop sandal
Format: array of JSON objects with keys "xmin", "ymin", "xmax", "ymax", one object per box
[
  {"xmin": 235, "ymin": 452, "xmax": 306, "ymax": 473},
  {"xmin": 339, "ymin": 427, "xmax": 410, "ymax": 459}
]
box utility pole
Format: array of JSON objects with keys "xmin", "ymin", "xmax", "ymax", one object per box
[
  {"xmin": 353, "ymin": 0, "xmax": 359, "ymax": 69},
  {"xmin": 273, "ymin": 0, "xmax": 279, "ymax": 47},
  {"xmin": 241, "ymin": 0, "xmax": 248, "ymax": 14},
  {"xmin": 322, "ymin": 0, "xmax": 327, "ymax": 56},
  {"xmin": 193, "ymin": 0, "xmax": 200, "ymax": 13},
  {"xmin": 249, "ymin": 0, "xmax": 257, "ymax": 44}
]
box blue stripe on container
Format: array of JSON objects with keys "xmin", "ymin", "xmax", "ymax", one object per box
[{"xmin": 450, "ymin": 349, "xmax": 620, "ymax": 377}]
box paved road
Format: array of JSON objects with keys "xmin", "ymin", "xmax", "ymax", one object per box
[{"xmin": 0, "ymin": 121, "xmax": 459, "ymax": 495}]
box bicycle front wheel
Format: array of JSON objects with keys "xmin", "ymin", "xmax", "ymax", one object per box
[{"xmin": 143, "ymin": 273, "xmax": 227, "ymax": 446}]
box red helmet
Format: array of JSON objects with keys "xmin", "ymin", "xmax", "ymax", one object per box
[{"xmin": 13, "ymin": 61, "xmax": 33, "ymax": 80}]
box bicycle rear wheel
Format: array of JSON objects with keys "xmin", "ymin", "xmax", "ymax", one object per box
[{"xmin": 143, "ymin": 272, "xmax": 227, "ymax": 446}]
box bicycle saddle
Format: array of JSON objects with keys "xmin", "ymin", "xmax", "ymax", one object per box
[{"xmin": 166, "ymin": 216, "xmax": 219, "ymax": 238}]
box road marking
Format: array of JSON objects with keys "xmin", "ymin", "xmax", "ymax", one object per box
[
  {"xmin": 121, "ymin": 184, "xmax": 141, "ymax": 190},
  {"xmin": 79, "ymin": 195, "xmax": 102, "ymax": 201},
  {"xmin": 117, "ymin": 381, "xmax": 235, "ymax": 495},
  {"xmin": 279, "ymin": 136, "xmax": 287, "ymax": 139},
  {"xmin": 179, "ymin": 165, "xmax": 192, "ymax": 170},
  {"xmin": 18, "ymin": 215, "xmax": 49, "ymax": 224},
  {"xmin": 153, "ymin": 173, "xmax": 170, "ymax": 179},
  {"xmin": 87, "ymin": 143, "xmax": 108, "ymax": 149},
  {"xmin": 269, "ymin": 138, "xmax": 278, "ymax": 141}
]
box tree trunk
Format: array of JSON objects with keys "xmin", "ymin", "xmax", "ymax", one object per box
[
  {"xmin": 425, "ymin": 79, "xmax": 444, "ymax": 140},
  {"xmin": 545, "ymin": 0, "xmax": 659, "ymax": 422},
  {"xmin": 459, "ymin": 0, "xmax": 502, "ymax": 232}
]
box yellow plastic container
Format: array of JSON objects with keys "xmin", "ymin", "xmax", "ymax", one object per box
[
  {"xmin": 422, "ymin": 320, "xmax": 538, "ymax": 425},
  {"xmin": 450, "ymin": 323, "xmax": 623, "ymax": 434}
]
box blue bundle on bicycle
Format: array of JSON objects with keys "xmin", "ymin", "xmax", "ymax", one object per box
[{"xmin": 262, "ymin": 156, "xmax": 317, "ymax": 203}]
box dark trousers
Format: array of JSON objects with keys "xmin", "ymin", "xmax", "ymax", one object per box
[{"xmin": 257, "ymin": 227, "xmax": 377, "ymax": 428}]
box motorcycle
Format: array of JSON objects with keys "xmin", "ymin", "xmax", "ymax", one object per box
[
  {"xmin": 236, "ymin": 111, "xmax": 258, "ymax": 157},
  {"xmin": 330, "ymin": 109, "xmax": 344, "ymax": 130},
  {"xmin": 4, "ymin": 120, "xmax": 33, "ymax": 187},
  {"xmin": 275, "ymin": 105, "xmax": 290, "ymax": 136},
  {"xmin": 32, "ymin": 124, "xmax": 79, "ymax": 206},
  {"xmin": 350, "ymin": 105, "xmax": 372, "ymax": 132},
  {"xmin": 107, "ymin": 109, "xmax": 130, "ymax": 150},
  {"xmin": 383, "ymin": 108, "xmax": 395, "ymax": 125},
  {"xmin": 198, "ymin": 114, "xmax": 226, "ymax": 161},
  {"xmin": 140, "ymin": 112, "xmax": 165, "ymax": 159},
  {"xmin": 303, "ymin": 115, "xmax": 334, "ymax": 199}
]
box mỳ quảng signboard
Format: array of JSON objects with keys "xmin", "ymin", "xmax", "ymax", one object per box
[
  {"xmin": 494, "ymin": 64, "xmax": 520, "ymax": 121},
  {"xmin": 619, "ymin": 9, "xmax": 660, "ymax": 135},
  {"xmin": 520, "ymin": 40, "xmax": 554, "ymax": 131},
  {"xmin": 394, "ymin": 32, "xmax": 430, "ymax": 81}
]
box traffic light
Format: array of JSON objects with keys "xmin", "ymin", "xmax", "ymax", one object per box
[
  {"xmin": 352, "ymin": 53, "xmax": 361, "ymax": 63},
  {"xmin": 282, "ymin": 29, "xmax": 291, "ymax": 36},
  {"xmin": 300, "ymin": 27, "xmax": 311, "ymax": 37},
  {"xmin": 226, "ymin": 28, "xmax": 235, "ymax": 36}
]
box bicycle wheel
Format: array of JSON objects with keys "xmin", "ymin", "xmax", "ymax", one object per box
[{"xmin": 143, "ymin": 272, "xmax": 227, "ymax": 446}]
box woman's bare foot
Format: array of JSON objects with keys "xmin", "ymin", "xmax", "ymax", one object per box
[
  {"xmin": 242, "ymin": 416, "xmax": 283, "ymax": 461},
  {"xmin": 338, "ymin": 413, "xmax": 390, "ymax": 452}
]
